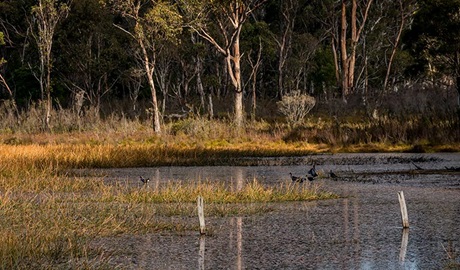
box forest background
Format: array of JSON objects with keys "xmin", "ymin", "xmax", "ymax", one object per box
[{"xmin": 1, "ymin": 0, "xmax": 459, "ymax": 153}]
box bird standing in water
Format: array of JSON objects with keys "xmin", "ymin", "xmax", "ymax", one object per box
[
  {"xmin": 307, "ymin": 165, "xmax": 318, "ymax": 181},
  {"xmin": 308, "ymin": 165, "xmax": 318, "ymax": 177},
  {"xmin": 289, "ymin": 172, "xmax": 305, "ymax": 183},
  {"xmin": 140, "ymin": 176, "xmax": 150, "ymax": 184}
]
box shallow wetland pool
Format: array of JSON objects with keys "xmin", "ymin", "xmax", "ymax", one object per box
[{"xmin": 88, "ymin": 153, "xmax": 460, "ymax": 269}]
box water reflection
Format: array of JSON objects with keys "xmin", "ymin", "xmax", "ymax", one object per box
[
  {"xmin": 154, "ymin": 168, "xmax": 160, "ymax": 190},
  {"xmin": 216, "ymin": 189, "xmax": 459, "ymax": 270},
  {"xmin": 237, "ymin": 217, "xmax": 243, "ymax": 270},
  {"xmin": 399, "ymin": 228, "xmax": 409, "ymax": 263},
  {"xmin": 198, "ymin": 236, "xmax": 205, "ymax": 270},
  {"xmin": 228, "ymin": 217, "xmax": 244, "ymax": 270},
  {"xmin": 233, "ymin": 167, "xmax": 244, "ymax": 192}
]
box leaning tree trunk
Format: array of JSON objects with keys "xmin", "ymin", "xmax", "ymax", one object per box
[{"xmin": 139, "ymin": 38, "xmax": 161, "ymax": 133}]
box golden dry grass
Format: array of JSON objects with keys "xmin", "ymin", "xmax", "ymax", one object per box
[{"xmin": 0, "ymin": 140, "xmax": 329, "ymax": 171}]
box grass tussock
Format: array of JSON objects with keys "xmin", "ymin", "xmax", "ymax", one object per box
[{"xmin": 103, "ymin": 179, "xmax": 337, "ymax": 204}]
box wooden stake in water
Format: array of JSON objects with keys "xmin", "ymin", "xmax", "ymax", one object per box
[
  {"xmin": 197, "ymin": 196, "xmax": 206, "ymax": 235},
  {"xmin": 398, "ymin": 191, "xmax": 409, "ymax": 228}
]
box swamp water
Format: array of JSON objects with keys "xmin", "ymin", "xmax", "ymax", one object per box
[{"xmin": 89, "ymin": 153, "xmax": 460, "ymax": 269}]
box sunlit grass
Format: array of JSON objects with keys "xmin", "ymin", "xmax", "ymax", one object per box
[
  {"xmin": 0, "ymin": 141, "xmax": 329, "ymax": 171},
  {"xmin": 101, "ymin": 179, "xmax": 336, "ymax": 204}
]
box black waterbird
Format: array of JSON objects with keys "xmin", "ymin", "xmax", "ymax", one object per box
[
  {"xmin": 329, "ymin": 170, "xmax": 338, "ymax": 178},
  {"xmin": 140, "ymin": 176, "xmax": 150, "ymax": 184},
  {"xmin": 308, "ymin": 165, "xmax": 318, "ymax": 178},
  {"xmin": 289, "ymin": 172, "xmax": 305, "ymax": 183}
]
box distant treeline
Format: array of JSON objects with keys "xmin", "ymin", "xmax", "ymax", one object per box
[{"xmin": 0, "ymin": 0, "xmax": 459, "ymax": 130}]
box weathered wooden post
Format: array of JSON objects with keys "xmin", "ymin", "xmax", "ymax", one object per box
[
  {"xmin": 197, "ymin": 196, "xmax": 206, "ymax": 235},
  {"xmin": 398, "ymin": 191, "xmax": 409, "ymax": 228}
]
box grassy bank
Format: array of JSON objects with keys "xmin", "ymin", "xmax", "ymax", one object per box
[{"xmin": 1, "ymin": 111, "xmax": 459, "ymax": 164}]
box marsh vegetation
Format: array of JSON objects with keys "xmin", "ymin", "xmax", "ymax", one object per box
[{"xmin": 0, "ymin": 137, "xmax": 339, "ymax": 269}]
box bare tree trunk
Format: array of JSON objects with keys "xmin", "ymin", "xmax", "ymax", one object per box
[
  {"xmin": 331, "ymin": 37, "xmax": 341, "ymax": 92},
  {"xmin": 207, "ymin": 93, "xmax": 214, "ymax": 119},
  {"xmin": 247, "ymin": 39, "xmax": 262, "ymax": 121},
  {"xmin": 348, "ymin": 0, "xmax": 358, "ymax": 93},
  {"xmin": 45, "ymin": 61, "xmax": 52, "ymax": 128},
  {"xmin": 339, "ymin": 0, "xmax": 373, "ymax": 102},
  {"xmin": 383, "ymin": 0, "xmax": 406, "ymax": 92},
  {"xmin": 276, "ymin": 0, "xmax": 297, "ymax": 97},
  {"xmin": 139, "ymin": 37, "xmax": 161, "ymax": 133},
  {"xmin": 340, "ymin": 0, "xmax": 349, "ymax": 101},
  {"xmin": 228, "ymin": 35, "xmax": 244, "ymax": 127},
  {"xmin": 196, "ymin": 56, "xmax": 206, "ymax": 111},
  {"xmin": 127, "ymin": 69, "xmax": 143, "ymax": 116}
]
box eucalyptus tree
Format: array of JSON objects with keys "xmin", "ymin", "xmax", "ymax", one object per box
[
  {"xmin": 180, "ymin": 0, "xmax": 267, "ymax": 128},
  {"xmin": 31, "ymin": 0, "xmax": 70, "ymax": 130},
  {"xmin": 111, "ymin": 0, "xmax": 182, "ymax": 133},
  {"xmin": 382, "ymin": 0, "xmax": 417, "ymax": 93},
  {"xmin": 338, "ymin": 0, "xmax": 373, "ymax": 101},
  {"xmin": 310, "ymin": 0, "xmax": 414, "ymax": 102}
]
